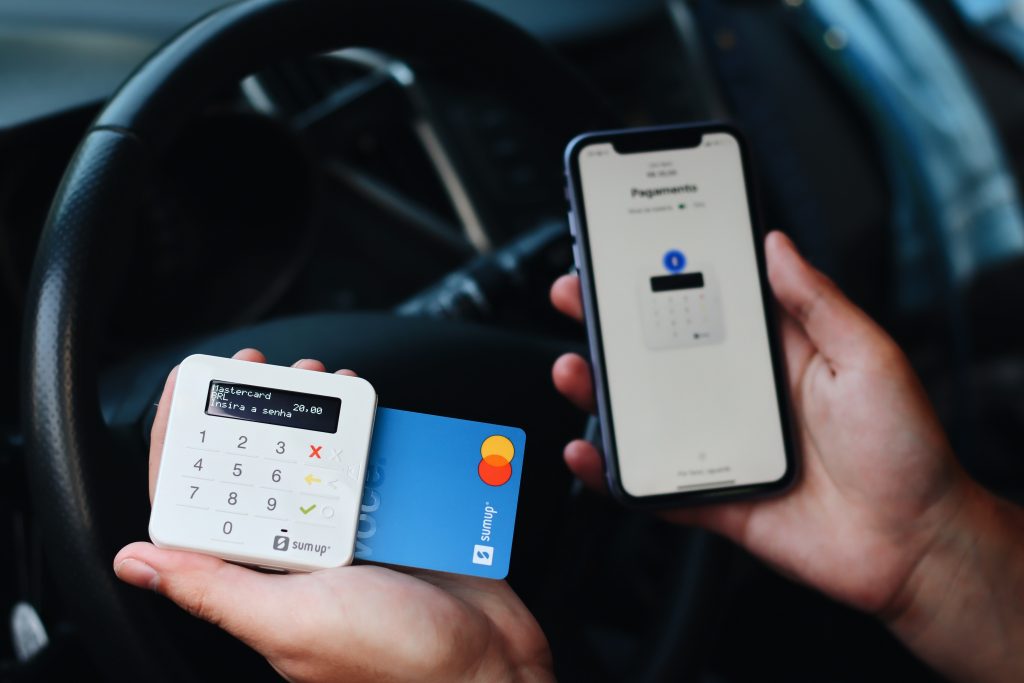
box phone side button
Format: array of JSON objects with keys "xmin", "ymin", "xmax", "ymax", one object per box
[
  {"xmin": 572, "ymin": 243, "xmax": 581, "ymax": 270},
  {"xmin": 566, "ymin": 210, "xmax": 577, "ymax": 237}
]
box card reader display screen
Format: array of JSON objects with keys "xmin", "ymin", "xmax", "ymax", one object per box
[{"xmin": 205, "ymin": 381, "xmax": 341, "ymax": 433}]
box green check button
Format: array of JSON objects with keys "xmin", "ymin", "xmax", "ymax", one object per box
[{"xmin": 299, "ymin": 503, "xmax": 317, "ymax": 515}]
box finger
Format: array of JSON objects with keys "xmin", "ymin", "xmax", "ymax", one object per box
[
  {"xmin": 550, "ymin": 274, "xmax": 584, "ymax": 322},
  {"xmin": 334, "ymin": 369, "xmax": 357, "ymax": 377},
  {"xmin": 564, "ymin": 439, "xmax": 606, "ymax": 492},
  {"xmin": 149, "ymin": 366, "xmax": 178, "ymax": 503},
  {"xmin": 291, "ymin": 358, "xmax": 327, "ymax": 372},
  {"xmin": 765, "ymin": 231, "xmax": 884, "ymax": 368},
  {"xmin": 552, "ymin": 353, "xmax": 596, "ymax": 414},
  {"xmin": 232, "ymin": 348, "xmax": 267, "ymax": 363},
  {"xmin": 113, "ymin": 542, "xmax": 294, "ymax": 651}
]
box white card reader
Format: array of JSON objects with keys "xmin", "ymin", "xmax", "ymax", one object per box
[{"xmin": 148, "ymin": 354, "xmax": 378, "ymax": 572}]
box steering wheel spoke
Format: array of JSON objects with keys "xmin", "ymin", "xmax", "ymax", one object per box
[{"xmin": 251, "ymin": 49, "xmax": 499, "ymax": 256}]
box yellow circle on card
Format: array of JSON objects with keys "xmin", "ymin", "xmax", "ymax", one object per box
[{"xmin": 480, "ymin": 435, "xmax": 515, "ymax": 464}]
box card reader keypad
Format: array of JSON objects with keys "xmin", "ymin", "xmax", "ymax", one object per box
[
  {"xmin": 164, "ymin": 420, "xmax": 358, "ymax": 560},
  {"xmin": 176, "ymin": 427, "xmax": 346, "ymax": 518}
]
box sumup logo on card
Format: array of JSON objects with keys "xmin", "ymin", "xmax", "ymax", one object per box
[
  {"xmin": 473, "ymin": 502, "xmax": 498, "ymax": 565},
  {"xmin": 472, "ymin": 544, "xmax": 494, "ymax": 566}
]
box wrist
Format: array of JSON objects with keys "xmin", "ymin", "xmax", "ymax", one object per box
[{"xmin": 885, "ymin": 479, "xmax": 1024, "ymax": 682}]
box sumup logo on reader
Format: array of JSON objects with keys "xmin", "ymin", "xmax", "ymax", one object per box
[{"xmin": 272, "ymin": 533, "xmax": 331, "ymax": 557}]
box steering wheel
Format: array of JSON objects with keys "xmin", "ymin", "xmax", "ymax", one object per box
[{"xmin": 21, "ymin": 1, "xmax": 728, "ymax": 680}]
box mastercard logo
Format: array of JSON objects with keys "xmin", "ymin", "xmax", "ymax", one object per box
[{"xmin": 478, "ymin": 435, "xmax": 515, "ymax": 487}]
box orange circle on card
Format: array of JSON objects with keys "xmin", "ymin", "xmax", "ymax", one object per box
[{"xmin": 478, "ymin": 455, "xmax": 513, "ymax": 486}]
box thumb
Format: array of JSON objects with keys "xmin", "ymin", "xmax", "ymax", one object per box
[
  {"xmin": 114, "ymin": 542, "xmax": 292, "ymax": 648},
  {"xmin": 765, "ymin": 231, "xmax": 887, "ymax": 369}
]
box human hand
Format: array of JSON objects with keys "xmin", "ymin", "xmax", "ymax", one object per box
[
  {"xmin": 551, "ymin": 232, "xmax": 1024, "ymax": 682},
  {"xmin": 114, "ymin": 349, "xmax": 552, "ymax": 683}
]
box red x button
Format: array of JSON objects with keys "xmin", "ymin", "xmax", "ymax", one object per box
[{"xmin": 308, "ymin": 445, "xmax": 323, "ymax": 459}]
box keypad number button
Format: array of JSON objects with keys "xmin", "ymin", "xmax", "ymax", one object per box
[
  {"xmin": 181, "ymin": 482, "xmax": 208, "ymax": 508},
  {"xmin": 253, "ymin": 489, "xmax": 291, "ymax": 521},
  {"xmin": 263, "ymin": 463, "xmax": 292, "ymax": 489},
  {"xmin": 213, "ymin": 482, "xmax": 250, "ymax": 516}
]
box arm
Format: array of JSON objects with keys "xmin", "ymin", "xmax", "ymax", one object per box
[{"xmin": 888, "ymin": 482, "xmax": 1024, "ymax": 682}]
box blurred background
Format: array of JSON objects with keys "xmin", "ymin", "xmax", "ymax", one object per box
[{"xmin": 1, "ymin": 0, "xmax": 1023, "ymax": 681}]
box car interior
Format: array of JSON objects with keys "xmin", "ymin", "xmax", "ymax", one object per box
[{"xmin": 1, "ymin": 0, "xmax": 1023, "ymax": 681}]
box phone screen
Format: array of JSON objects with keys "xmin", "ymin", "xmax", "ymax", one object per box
[{"xmin": 575, "ymin": 130, "xmax": 789, "ymax": 498}]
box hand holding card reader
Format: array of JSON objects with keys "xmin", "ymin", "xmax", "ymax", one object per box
[
  {"xmin": 149, "ymin": 355, "xmax": 376, "ymax": 572},
  {"xmin": 149, "ymin": 355, "xmax": 525, "ymax": 578}
]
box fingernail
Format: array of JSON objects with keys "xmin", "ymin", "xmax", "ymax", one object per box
[
  {"xmin": 115, "ymin": 558, "xmax": 159, "ymax": 591},
  {"xmin": 291, "ymin": 359, "xmax": 308, "ymax": 367}
]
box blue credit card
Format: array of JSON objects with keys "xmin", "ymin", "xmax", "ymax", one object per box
[{"xmin": 354, "ymin": 408, "xmax": 525, "ymax": 579}]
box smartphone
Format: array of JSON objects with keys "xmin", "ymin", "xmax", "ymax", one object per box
[{"xmin": 564, "ymin": 122, "xmax": 797, "ymax": 507}]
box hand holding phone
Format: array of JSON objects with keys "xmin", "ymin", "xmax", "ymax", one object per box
[{"xmin": 552, "ymin": 229, "xmax": 1024, "ymax": 682}]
